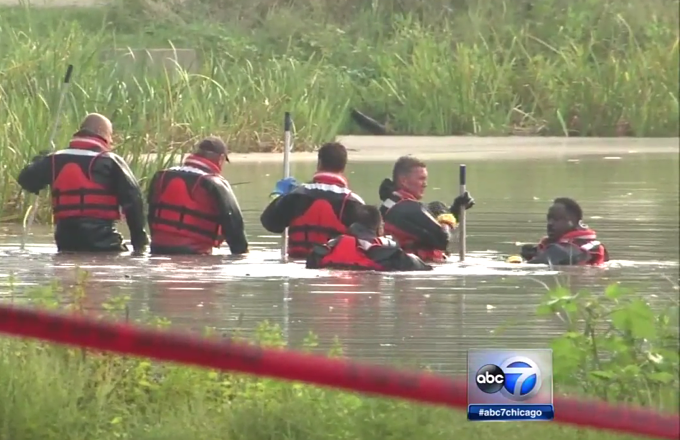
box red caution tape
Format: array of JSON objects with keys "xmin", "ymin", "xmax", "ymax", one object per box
[{"xmin": 0, "ymin": 305, "xmax": 677, "ymax": 439}]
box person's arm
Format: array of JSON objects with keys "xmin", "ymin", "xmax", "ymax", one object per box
[
  {"xmin": 338, "ymin": 195, "xmax": 367, "ymax": 228},
  {"xmin": 520, "ymin": 244, "xmax": 539, "ymax": 261},
  {"xmin": 305, "ymin": 242, "xmax": 332, "ymax": 269},
  {"xmin": 387, "ymin": 201, "xmax": 450, "ymax": 250},
  {"xmin": 110, "ymin": 154, "xmax": 148, "ymax": 250},
  {"xmin": 367, "ymin": 245, "xmax": 433, "ymax": 271},
  {"xmin": 209, "ymin": 177, "xmax": 248, "ymax": 255},
  {"xmin": 260, "ymin": 193, "xmax": 300, "ymax": 233},
  {"xmin": 16, "ymin": 153, "xmax": 52, "ymax": 195},
  {"xmin": 528, "ymin": 243, "xmax": 588, "ymax": 266}
]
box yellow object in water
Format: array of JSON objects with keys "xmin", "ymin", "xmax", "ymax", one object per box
[
  {"xmin": 506, "ymin": 255, "xmax": 523, "ymax": 264},
  {"xmin": 436, "ymin": 213, "xmax": 457, "ymax": 227}
]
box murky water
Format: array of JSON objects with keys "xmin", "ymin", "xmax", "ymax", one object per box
[{"xmin": 1, "ymin": 149, "xmax": 678, "ymax": 374}]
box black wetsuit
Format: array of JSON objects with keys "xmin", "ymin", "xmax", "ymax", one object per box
[{"xmin": 378, "ymin": 179, "xmax": 468, "ymax": 263}]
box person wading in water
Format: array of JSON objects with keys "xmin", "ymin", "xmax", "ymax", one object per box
[
  {"xmin": 378, "ymin": 155, "xmax": 475, "ymax": 263},
  {"xmin": 511, "ymin": 197, "xmax": 609, "ymax": 266},
  {"xmin": 17, "ymin": 113, "xmax": 149, "ymax": 253},
  {"xmin": 146, "ymin": 136, "xmax": 249, "ymax": 256}
]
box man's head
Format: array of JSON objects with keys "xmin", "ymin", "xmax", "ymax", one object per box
[
  {"xmin": 195, "ymin": 136, "xmax": 230, "ymax": 168},
  {"xmin": 355, "ymin": 205, "xmax": 384, "ymax": 235},
  {"xmin": 392, "ymin": 155, "xmax": 427, "ymax": 200},
  {"xmin": 79, "ymin": 113, "xmax": 113, "ymax": 144},
  {"xmin": 547, "ymin": 197, "xmax": 583, "ymax": 240},
  {"xmin": 317, "ymin": 142, "xmax": 347, "ymax": 173}
]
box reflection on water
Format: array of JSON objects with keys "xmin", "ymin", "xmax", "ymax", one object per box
[{"xmin": 0, "ymin": 152, "xmax": 678, "ymax": 374}]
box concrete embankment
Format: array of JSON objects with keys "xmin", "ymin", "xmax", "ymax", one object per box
[{"xmin": 225, "ymin": 136, "xmax": 680, "ymax": 163}]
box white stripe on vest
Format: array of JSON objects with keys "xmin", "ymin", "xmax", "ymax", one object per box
[
  {"xmin": 53, "ymin": 149, "xmax": 108, "ymax": 157},
  {"xmin": 302, "ymin": 183, "xmax": 365, "ymax": 204}
]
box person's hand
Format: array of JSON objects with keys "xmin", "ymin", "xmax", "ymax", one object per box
[
  {"xmin": 270, "ymin": 177, "xmax": 299, "ymax": 199},
  {"xmin": 451, "ymin": 191, "xmax": 475, "ymax": 215},
  {"xmin": 436, "ymin": 213, "xmax": 457, "ymax": 228},
  {"xmin": 131, "ymin": 230, "xmax": 149, "ymax": 254},
  {"xmin": 506, "ymin": 255, "xmax": 523, "ymax": 264},
  {"xmin": 520, "ymin": 244, "xmax": 537, "ymax": 261},
  {"xmin": 427, "ymin": 201, "xmax": 449, "ymax": 217}
]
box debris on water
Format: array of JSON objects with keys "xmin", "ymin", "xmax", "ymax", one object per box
[
  {"xmin": 532, "ymin": 196, "xmax": 539, "ymax": 200},
  {"xmin": 197, "ymin": 303, "xmax": 204, "ymax": 307},
  {"xmin": 486, "ymin": 304, "xmax": 496, "ymax": 310},
  {"xmin": 604, "ymin": 156, "xmax": 622, "ymax": 160}
]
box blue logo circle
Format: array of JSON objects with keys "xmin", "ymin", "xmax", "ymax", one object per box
[{"xmin": 498, "ymin": 356, "xmax": 542, "ymax": 401}]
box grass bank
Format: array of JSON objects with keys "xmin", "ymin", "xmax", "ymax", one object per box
[
  {"xmin": 0, "ymin": 0, "xmax": 678, "ymax": 220},
  {"xmin": 0, "ymin": 273, "xmax": 678, "ymax": 439}
]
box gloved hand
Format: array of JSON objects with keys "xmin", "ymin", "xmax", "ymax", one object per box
[
  {"xmin": 131, "ymin": 230, "xmax": 149, "ymax": 254},
  {"xmin": 427, "ymin": 201, "xmax": 449, "ymax": 217},
  {"xmin": 270, "ymin": 177, "xmax": 299, "ymax": 199},
  {"xmin": 450, "ymin": 191, "xmax": 475, "ymax": 220},
  {"xmin": 506, "ymin": 255, "xmax": 523, "ymax": 264},
  {"xmin": 520, "ymin": 244, "xmax": 538, "ymax": 261},
  {"xmin": 378, "ymin": 178, "xmax": 396, "ymax": 201},
  {"xmin": 436, "ymin": 213, "xmax": 457, "ymax": 228}
]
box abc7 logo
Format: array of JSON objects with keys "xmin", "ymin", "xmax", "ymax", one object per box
[{"xmin": 475, "ymin": 356, "xmax": 542, "ymax": 401}]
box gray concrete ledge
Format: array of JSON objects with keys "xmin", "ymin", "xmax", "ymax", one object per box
[{"xmin": 221, "ymin": 136, "xmax": 680, "ymax": 163}]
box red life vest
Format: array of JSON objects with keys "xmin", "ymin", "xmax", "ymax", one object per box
[
  {"xmin": 537, "ymin": 227, "xmax": 609, "ymax": 266},
  {"xmin": 317, "ymin": 235, "xmax": 387, "ymax": 271},
  {"xmin": 50, "ymin": 136, "xmax": 121, "ymax": 221},
  {"xmin": 148, "ymin": 156, "xmax": 223, "ymax": 253},
  {"xmin": 288, "ymin": 172, "xmax": 355, "ymax": 258},
  {"xmin": 381, "ymin": 190, "xmax": 446, "ymax": 263}
]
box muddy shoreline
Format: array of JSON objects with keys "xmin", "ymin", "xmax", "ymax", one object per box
[{"xmin": 214, "ymin": 136, "xmax": 680, "ymax": 163}]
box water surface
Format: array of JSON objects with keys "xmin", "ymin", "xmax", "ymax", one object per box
[{"xmin": 1, "ymin": 149, "xmax": 678, "ymax": 374}]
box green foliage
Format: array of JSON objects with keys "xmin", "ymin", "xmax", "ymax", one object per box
[
  {"xmin": 0, "ymin": 0, "xmax": 678, "ymax": 221},
  {"xmin": 537, "ymin": 282, "xmax": 679, "ymax": 410}
]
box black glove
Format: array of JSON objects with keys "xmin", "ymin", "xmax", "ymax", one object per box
[
  {"xmin": 131, "ymin": 230, "xmax": 149, "ymax": 253},
  {"xmin": 449, "ymin": 191, "xmax": 475, "ymax": 220},
  {"xmin": 520, "ymin": 244, "xmax": 538, "ymax": 261},
  {"xmin": 378, "ymin": 178, "xmax": 396, "ymax": 201},
  {"xmin": 427, "ymin": 201, "xmax": 449, "ymax": 217}
]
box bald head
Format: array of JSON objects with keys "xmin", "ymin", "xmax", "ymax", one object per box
[{"xmin": 79, "ymin": 113, "xmax": 113, "ymax": 143}]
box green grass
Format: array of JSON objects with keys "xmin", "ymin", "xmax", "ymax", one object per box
[{"xmin": 0, "ymin": 0, "xmax": 678, "ymax": 221}]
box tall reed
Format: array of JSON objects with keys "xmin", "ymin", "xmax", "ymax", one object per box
[{"xmin": 0, "ymin": 0, "xmax": 677, "ymax": 221}]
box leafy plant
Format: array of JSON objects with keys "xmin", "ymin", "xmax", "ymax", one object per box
[{"xmin": 537, "ymin": 282, "xmax": 679, "ymax": 410}]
